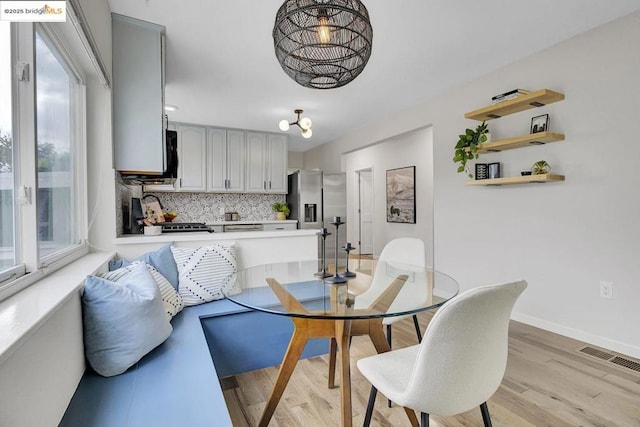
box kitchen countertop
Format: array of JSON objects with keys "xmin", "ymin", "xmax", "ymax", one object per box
[{"xmin": 206, "ymin": 220, "xmax": 298, "ymax": 225}]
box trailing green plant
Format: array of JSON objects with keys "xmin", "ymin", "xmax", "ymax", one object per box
[
  {"xmin": 271, "ymin": 202, "xmax": 290, "ymax": 217},
  {"xmin": 453, "ymin": 121, "xmax": 489, "ymax": 178}
]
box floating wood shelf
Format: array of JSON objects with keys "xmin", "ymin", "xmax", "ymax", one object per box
[
  {"xmin": 467, "ymin": 132, "xmax": 565, "ymax": 153},
  {"xmin": 465, "ymin": 89, "xmax": 565, "ymax": 121},
  {"xmin": 465, "ymin": 174, "xmax": 565, "ymax": 186}
]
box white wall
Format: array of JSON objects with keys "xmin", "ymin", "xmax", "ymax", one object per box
[
  {"xmin": 344, "ymin": 127, "xmax": 433, "ymax": 264},
  {"xmin": 304, "ymin": 12, "xmax": 640, "ymax": 358},
  {"xmin": 0, "ymin": 296, "xmax": 85, "ymax": 426},
  {"xmin": 287, "ymin": 151, "xmax": 304, "ymax": 172}
]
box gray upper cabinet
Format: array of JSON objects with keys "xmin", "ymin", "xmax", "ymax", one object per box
[
  {"xmin": 176, "ymin": 125, "xmax": 207, "ymax": 191},
  {"xmin": 207, "ymin": 128, "xmax": 245, "ymax": 192},
  {"xmin": 245, "ymin": 132, "xmax": 288, "ymax": 194},
  {"xmin": 245, "ymin": 132, "xmax": 268, "ymax": 193},
  {"xmin": 266, "ymin": 134, "xmax": 288, "ymax": 193},
  {"xmin": 112, "ymin": 14, "xmax": 165, "ymax": 173}
]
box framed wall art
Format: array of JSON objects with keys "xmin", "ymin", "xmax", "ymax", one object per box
[
  {"xmin": 530, "ymin": 114, "xmax": 549, "ymax": 133},
  {"xmin": 386, "ymin": 166, "xmax": 416, "ymax": 224}
]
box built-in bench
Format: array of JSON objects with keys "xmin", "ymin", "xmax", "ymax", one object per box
[{"xmin": 61, "ymin": 291, "xmax": 328, "ymax": 426}]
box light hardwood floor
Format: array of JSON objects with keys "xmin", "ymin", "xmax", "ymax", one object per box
[{"xmin": 222, "ymin": 311, "xmax": 640, "ymax": 426}]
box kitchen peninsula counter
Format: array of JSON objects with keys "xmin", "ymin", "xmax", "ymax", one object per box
[
  {"xmin": 114, "ymin": 227, "xmax": 315, "ymax": 245},
  {"xmin": 114, "ymin": 228, "xmax": 319, "ymax": 269}
]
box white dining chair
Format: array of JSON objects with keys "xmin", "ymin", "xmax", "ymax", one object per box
[
  {"xmin": 357, "ymin": 280, "xmax": 527, "ymax": 426},
  {"xmin": 359, "ymin": 237, "xmax": 427, "ymax": 343}
]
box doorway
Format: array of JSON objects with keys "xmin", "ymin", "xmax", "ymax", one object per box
[{"xmin": 357, "ymin": 168, "xmax": 374, "ymax": 257}]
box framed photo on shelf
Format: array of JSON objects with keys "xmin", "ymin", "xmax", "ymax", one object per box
[
  {"xmin": 488, "ymin": 162, "xmax": 501, "ymax": 179},
  {"xmin": 475, "ymin": 163, "xmax": 488, "ymax": 180},
  {"xmin": 386, "ymin": 166, "xmax": 416, "ymax": 224},
  {"xmin": 530, "ymin": 114, "xmax": 549, "ymax": 134}
]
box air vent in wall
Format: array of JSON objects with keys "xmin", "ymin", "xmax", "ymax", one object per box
[{"xmin": 579, "ymin": 346, "xmax": 640, "ymax": 373}]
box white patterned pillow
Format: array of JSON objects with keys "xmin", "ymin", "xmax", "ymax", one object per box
[
  {"xmin": 171, "ymin": 243, "xmax": 239, "ymax": 306},
  {"xmin": 100, "ymin": 262, "xmax": 184, "ymax": 320}
]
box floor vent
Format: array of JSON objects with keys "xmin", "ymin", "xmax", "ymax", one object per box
[
  {"xmin": 610, "ymin": 356, "xmax": 640, "ymax": 373},
  {"xmin": 579, "ymin": 346, "xmax": 640, "ymax": 373},
  {"xmin": 579, "ymin": 346, "xmax": 614, "ymax": 360}
]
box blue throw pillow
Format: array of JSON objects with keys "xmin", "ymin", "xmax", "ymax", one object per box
[
  {"xmin": 109, "ymin": 242, "xmax": 179, "ymax": 290},
  {"xmin": 82, "ymin": 263, "xmax": 173, "ymax": 377}
]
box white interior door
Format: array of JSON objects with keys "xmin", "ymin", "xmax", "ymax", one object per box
[{"xmin": 358, "ymin": 169, "xmax": 374, "ymax": 255}]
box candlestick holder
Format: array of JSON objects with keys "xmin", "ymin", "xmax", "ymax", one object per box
[
  {"xmin": 326, "ymin": 217, "xmax": 347, "ymax": 284},
  {"xmin": 342, "ymin": 242, "xmax": 356, "ymax": 278},
  {"xmin": 314, "ymin": 228, "xmax": 332, "ymax": 278}
]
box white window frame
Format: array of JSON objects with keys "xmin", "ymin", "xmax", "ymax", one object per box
[{"xmin": 0, "ymin": 21, "xmax": 88, "ymax": 301}]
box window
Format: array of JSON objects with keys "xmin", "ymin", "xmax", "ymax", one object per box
[
  {"xmin": 0, "ymin": 21, "xmax": 88, "ymax": 297},
  {"xmin": 0, "ymin": 22, "xmax": 21, "ymax": 283},
  {"xmin": 35, "ymin": 28, "xmax": 81, "ymax": 260}
]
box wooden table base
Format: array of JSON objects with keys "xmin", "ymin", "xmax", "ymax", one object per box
[{"xmin": 258, "ymin": 277, "xmax": 419, "ymax": 427}]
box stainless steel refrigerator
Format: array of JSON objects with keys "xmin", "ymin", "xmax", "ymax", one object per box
[{"xmin": 287, "ymin": 170, "xmax": 347, "ymax": 265}]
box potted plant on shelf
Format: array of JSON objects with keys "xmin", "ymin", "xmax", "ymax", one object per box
[
  {"xmin": 453, "ymin": 121, "xmax": 489, "ymax": 178},
  {"xmin": 272, "ymin": 202, "xmax": 290, "ymax": 221}
]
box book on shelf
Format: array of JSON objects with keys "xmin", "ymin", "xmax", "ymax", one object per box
[{"xmin": 491, "ymin": 88, "xmax": 529, "ymax": 104}]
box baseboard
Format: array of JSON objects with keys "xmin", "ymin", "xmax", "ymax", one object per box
[{"xmin": 512, "ymin": 311, "xmax": 640, "ymax": 360}]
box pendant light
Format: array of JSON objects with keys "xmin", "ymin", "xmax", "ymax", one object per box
[{"xmin": 273, "ymin": 0, "xmax": 373, "ymax": 89}]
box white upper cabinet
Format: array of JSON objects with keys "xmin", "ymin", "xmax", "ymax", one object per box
[
  {"xmin": 266, "ymin": 134, "xmax": 288, "ymax": 193},
  {"xmin": 226, "ymin": 130, "xmax": 246, "ymax": 192},
  {"xmin": 245, "ymin": 132, "xmax": 268, "ymax": 192},
  {"xmin": 112, "ymin": 14, "xmax": 165, "ymax": 173},
  {"xmin": 207, "ymin": 128, "xmax": 245, "ymax": 192},
  {"xmin": 154, "ymin": 124, "xmax": 286, "ymax": 194},
  {"xmin": 245, "ymin": 132, "xmax": 288, "ymax": 193},
  {"xmin": 176, "ymin": 125, "xmax": 207, "ymax": 191}
]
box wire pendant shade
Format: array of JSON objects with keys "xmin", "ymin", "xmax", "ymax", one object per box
[{"xmin": 273, "ymin": 0, "xmax": 373, "ymax": 89}]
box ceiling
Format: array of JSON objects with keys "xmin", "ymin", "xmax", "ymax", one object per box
[{"xmin": 107, "ymin": 0, "xmax": 640, "ymax": 152}]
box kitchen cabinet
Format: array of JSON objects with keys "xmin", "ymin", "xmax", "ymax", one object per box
[
  {"xmin": 112, "ymin": 14, "xmax": 166, "ymax": 174},
  {"xmin": 245, "ymin": 132, "xmax": 288, "ymax": 193},
  {"xmin": 263, "ymin": 222, "xmax": 297, "ymax": 231},
  {"xmin": 176, "ymin": 125, "xmax": 207, "ymax": 191},
  {"xmin": 207, "ymin": 128, "xmax": 245, "ymax": 192},
  {"xmin": 267, "ymin": 134, "xmax": 288, "ymax": 193}
]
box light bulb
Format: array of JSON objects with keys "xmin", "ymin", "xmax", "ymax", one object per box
[
  {"xmin": 301, "ymin": 128, "xmax": 312, "ymax": 139},
  {"xmin": 279, "ymin": 120, "xmax": 290, "ymax": 131},
  {"xmin": 299, "ymin": 117, "xmax": 312, "ymax": 130},
  {"xmin": 317, "ymin": 16, "xmax": 331, "ymax": 44}
]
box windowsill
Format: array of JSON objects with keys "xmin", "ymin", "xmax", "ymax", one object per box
[{"xmin": 0, "ymin": 251, "xmax": 115, "ymax": 365}]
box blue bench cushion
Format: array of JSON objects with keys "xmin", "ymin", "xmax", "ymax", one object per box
[
  {"xmin": 61, "ymin": 299, "xmax": 240, "ymax": 427},
  {"xmin": 62, "ymin": 284, "xmax": 330, "ymax": 427}
]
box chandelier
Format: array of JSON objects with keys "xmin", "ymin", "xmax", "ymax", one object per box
[
  {"xmin": 272, "ymin": 0, "xmax": 373, "ymax": 89},
  {"xmin": 279, "ymin": 109, "xmax": 313, "ymax": 138}
]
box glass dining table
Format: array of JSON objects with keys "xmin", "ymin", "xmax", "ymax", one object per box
[{"xmin": 223, "ymin": 259, "xmax": 459, "ymax": 427}]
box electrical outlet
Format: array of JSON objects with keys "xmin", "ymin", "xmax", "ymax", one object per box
[{"xmin": 599, "ymin": 281, "xmax": 613, "ymax": 299}]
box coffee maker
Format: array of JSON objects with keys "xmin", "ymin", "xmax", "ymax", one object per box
[{"xmin": 123, "ymin": 197, "xmax": 144, "ymax": 234}]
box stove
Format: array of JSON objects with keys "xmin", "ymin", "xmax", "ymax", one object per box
[{"xmin": 160, "ymin": 222, "xmax": 213, "ymax": 233}]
